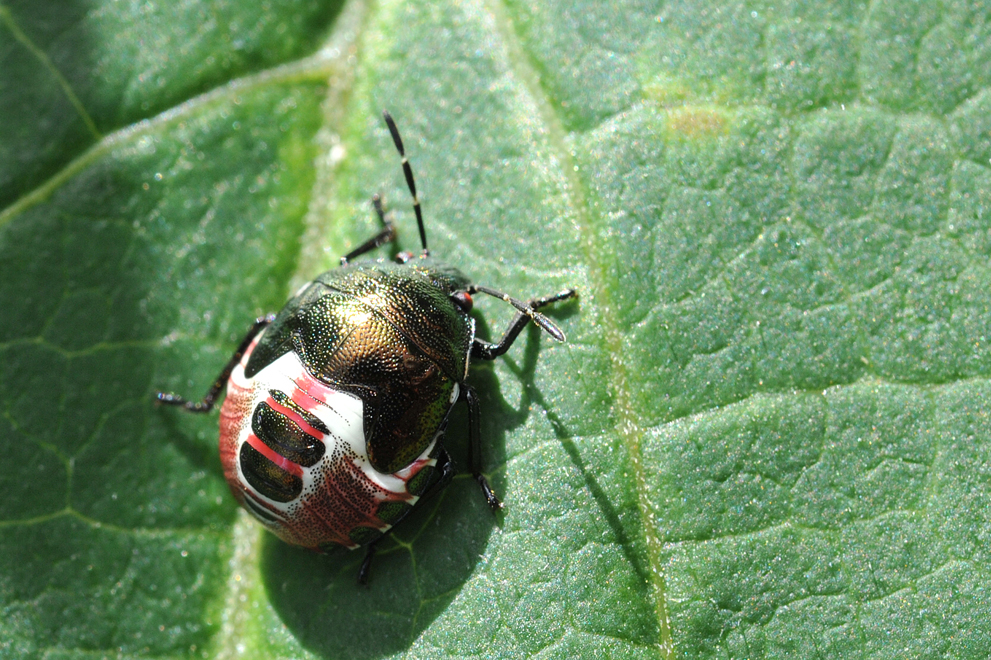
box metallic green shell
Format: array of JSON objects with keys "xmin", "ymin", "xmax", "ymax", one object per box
[{"xmin": 244, "ymin": 259, "xmax": 474, "ymax": 475}]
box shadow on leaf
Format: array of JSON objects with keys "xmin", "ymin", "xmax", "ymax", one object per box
[{"xmin": 262, "ymin": 323, "xmax": 563, "ymax": 659}]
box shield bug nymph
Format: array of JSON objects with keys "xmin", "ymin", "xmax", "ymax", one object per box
[{"xmin": 156, "ymin": 110, "xmax": 576, "ymax": 583}]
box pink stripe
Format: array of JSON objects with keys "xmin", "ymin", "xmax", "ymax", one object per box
[
  {"xmin": 245, "ymin": 433, "xmax": 304, "ymax": 477},
  {"xmin": 265, "ymin": 395, "xmax": 325, "ymax": 440},
  {"xmin": 292, "ymin": 370, "xmax": 337, "ymax": 411}
]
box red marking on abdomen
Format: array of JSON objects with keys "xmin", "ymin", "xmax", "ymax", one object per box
[
  {"xmin": 217, "ymin": 337, "xmax": 433, "ymax": 551},
  {"xmin": 220, "ymin": 373, "xmax": 255, "ymax": 494},
  {"xmin": 291, "ymin": 369, "xmax": 341, "ymax": 412},
  {"xmin": 245, "ymin": 432, "xmax": 304, "ymax": 477},
  {"xmin": 265, "ymin": 394, "xmax": 325, "ymax": 441}
]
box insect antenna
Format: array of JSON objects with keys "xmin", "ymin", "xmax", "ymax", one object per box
[
  {"xmin": 468, "ymin": 284, "xmax": 570, "ymax": 342},
  {"xmin": 383, "ymin": 110, "xmax": 428, "ymax": 255}
]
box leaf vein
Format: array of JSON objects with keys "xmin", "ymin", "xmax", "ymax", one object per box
[{"xmin": 0, "ymin": 3, "xmax": 101, "ymax": 141}]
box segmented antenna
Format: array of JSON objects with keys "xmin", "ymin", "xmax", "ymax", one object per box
[{"xmin": 382, "ymin": 110, "xmax": 428, "ymax": 254}]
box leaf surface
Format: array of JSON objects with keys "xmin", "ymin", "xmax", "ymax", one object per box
[{"xmin": 2, "ymin": 0, "xmax": 991, "ymax": 658}]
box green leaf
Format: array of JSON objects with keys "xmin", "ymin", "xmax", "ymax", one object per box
[{"xmin": 2, "ymin": 0, "xmax": 991, "ymax": 658}]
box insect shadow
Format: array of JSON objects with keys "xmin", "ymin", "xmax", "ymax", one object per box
[{"xmin": 262, "ymin": 316, "xmax": 557, "ymax": 659}]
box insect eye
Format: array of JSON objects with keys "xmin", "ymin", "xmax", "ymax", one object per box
[{"xmin": 451, "ymin": 291, "xmax": 473, "ymax": 312}]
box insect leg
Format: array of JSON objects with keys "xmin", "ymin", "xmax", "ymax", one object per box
[
  {"xmin": 463, "ymin": 384, "xmax": 502, "ymax": 510},
  {"xmin": 155, "ymin": 314, "xmax": 275, "ymax": 413},
  {"xmin": 355, "ymin": 451, "xmax": 453, "ymax": 585},
  {"xmin": 416, "ymin": 448, "xmax": 456, "ymax": 502},
  {"xmin": 340, "ymin": 194, "xmax": 397, "ymax": 266},
  {"xmin": 471, "ymin": 288, "xmax": 576, "ymax": 360},
  {"xmin": 357, "ymin": 540, "xmax": 378, "ymax": 586}
]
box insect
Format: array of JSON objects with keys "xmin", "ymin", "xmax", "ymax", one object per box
[{"xmin": 156, "ymin": 111, "xmax": 575, "ymax": 582}]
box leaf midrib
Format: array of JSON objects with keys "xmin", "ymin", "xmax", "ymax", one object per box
[{"xmin": 475, "ymin": 0, "xmax": 674, "ymax": 656}]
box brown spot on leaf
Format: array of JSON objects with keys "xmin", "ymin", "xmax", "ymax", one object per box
[{"xmin": 667, "ymin": 108, "xmax": 727, "ymax": 140}]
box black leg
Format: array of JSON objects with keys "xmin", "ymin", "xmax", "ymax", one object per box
[
  {"xmin": 155, "ymin": 314, "xmax": 275, "ymax": 413},
  {"xmin": 354, "ymin": 450, "xmax": 454, "ymax": 585},
  {"xmin": 463, "ymin": 384, "xmax": 502, "ymax": 510},
  {"xmin": 340, "ymin": 194, "xmax": 396, "ymax": 266},
  {"xmin": 471, "ymin": 288, "xmax": 576, "ymax": 360},
  {"xmin": 358, "ymin": 540, "xmax": 377, "ymax": 586},
  {"xmin": 417, "ymin": 448, "xmax": 456, "ymax": 502}
]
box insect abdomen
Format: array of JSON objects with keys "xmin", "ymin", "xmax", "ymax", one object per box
[{"xmin": 219, "ymin": 336, "xmax": 439, "ymax": 549}]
